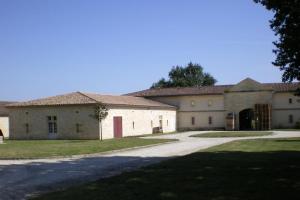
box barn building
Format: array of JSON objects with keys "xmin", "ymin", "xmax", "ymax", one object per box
[{"xmin": 6, "ymin": 78, "xmax": 300, "ymax": 140}]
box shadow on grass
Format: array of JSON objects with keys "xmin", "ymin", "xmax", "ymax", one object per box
[
  {"xmin": 274, "ymin": 139, "xmax": 300, "ymax": 143},
  {"xmin": 4, "ymin": 150, "xmax": 296, "ymax": 200}
]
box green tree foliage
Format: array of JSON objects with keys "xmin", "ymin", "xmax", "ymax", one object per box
[
  {"xmin": 151, "ymin": 62, "xmax": 217, "ymax": 89},
  {"xmin": 91, "ymin": 104, "xmax": 108, "ymax": 141},
  {"xmin": 254, "ymin": 0, "xmax": 300, "ymax": 94}
]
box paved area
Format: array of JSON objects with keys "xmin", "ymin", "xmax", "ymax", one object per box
[{"xmin": 0, "ymin": 131, "xmax": 299, "ymax": 200}]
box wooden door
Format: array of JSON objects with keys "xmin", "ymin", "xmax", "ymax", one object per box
[
  {"xmin": 113, "ymin": 117, "xmax": 123, "ymax": 138},
  {"xmin": 254, "ymin": 104, "xmax": 272, "ymax": 130}
]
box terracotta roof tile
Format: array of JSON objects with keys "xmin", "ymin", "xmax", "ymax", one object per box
[
  {"xmin": 7, "ymin": 92, "xmax": 176, "ymax": 109},
  {"xmin": 82, "ymin": 93, "xmax": 175, "ymax": 109},
  {"xmin": 126, "ymin": 82, "xmax": 299, "ymax": 97}
]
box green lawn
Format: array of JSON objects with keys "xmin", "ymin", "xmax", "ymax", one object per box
[
  {"xmin": 33, "ymin": 137, "xmax": 300, "ymax": 200},
  {"xmin": 273, "ymin": 129, "xmax": 300, "ymax": 131},
  {"xmin": 191, "ymin": 131, "xmax": 273, "ymax": 138},
  {"xmin": 0, "ymin": 138, "xmax": 175, "ymax": 159}
]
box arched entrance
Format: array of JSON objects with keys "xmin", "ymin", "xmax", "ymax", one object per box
[{"xmin": 239, "ymin": 109, "xmax": 254, "ymax": 130}]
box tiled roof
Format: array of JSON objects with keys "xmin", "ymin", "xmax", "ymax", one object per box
[
  {"xmin": 82, "ymin": 93, "xmax": 175, "ymax": 109},
  {"xmin": 0, "ymin": 101, "xmax": 16, "ymax": 116},
  {"xmin": 7, "ymin": 92, "xmax": 176, "ymax": 109},
  {"xmin": 264, "ymin": 83, "xmax": 300, "ymax": 92},
  {"xmin": 126, "ymin": 82, "xmax": 299, "ymax": 97}
]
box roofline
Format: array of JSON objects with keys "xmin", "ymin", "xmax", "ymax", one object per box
[
  {"xmin": 6, "ymin": 103, "xmax": 98, "ymax": 108},
  {"xmin": 126, "ymin": 82, "xmax": 299, "ymax": 97},
  {"xmin": 6, "ymin": 102, "xmax": 176, "ymax": 110},
  {"xmin": 141, "ymin": 93, "xmax": 225, "ymax": 97}
]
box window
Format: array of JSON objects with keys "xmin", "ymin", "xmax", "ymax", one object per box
[
  {"xmin": 289, "ymin": 98, "xmax": 293, "ymax": 104},
  {"xmin": 25, "ymin": 123, "xmax": 29, "ymax": 134},
  {"xmin": 76, "ymin": 123, "xmax": 80, "ymax": 133},
  {"xmin": 159, "ymin": 116, "xmax": 163, "ymax": 129},
  {"xmin": 48, "ymin": 116, "xmax": 57, "ymax": 134},
  {"xmin": 191, "ymin": 100, "xmax": 195, "ymax": 107},
  {"xmin": 159, "ymin": 120, "xmax": 163, "ymax": 129},
  {"xmin": 132, "ymin": 121, "xmax": 135, "ymax": 129},
  {"xmin": 289, "ymin": 115, "xmax": 294, "ymax": 124},
  {"xmin": 208, "ymin": 100, "xmax": 213, "ymax": 107},
  {"xmin": 167, "ymin": 120, "xmax": 169, "ymax": 126},
  {"xmin": 208, "ymin": 116, "xmax": 213, "ymax": 125},
  {"xmin": 191, "ymin": 117, "xmax": 195, "ymax": 125},
  {"xmin": 151, "ymin": 120, "xmax": 153, "ymax": 128},
  {"xmin": 48, "ymin": 122, "xmax": 53, "ymax": 133}
]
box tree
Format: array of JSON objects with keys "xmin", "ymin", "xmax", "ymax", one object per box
[
  {"xmin": 254, "ymin": 0, "xmax": 300, "ymax": 94},
  {"xmin": 91, "ymin": 104, "xmax": 109, "ymax": 141},
  {"xmin": 151, "ymin": 62, "xmax": 217, "ymax": 89}
]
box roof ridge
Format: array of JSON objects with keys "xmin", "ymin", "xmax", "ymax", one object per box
[{"xmin": 76, "ymin": 92, "xmax": 100, "ymax": 104}]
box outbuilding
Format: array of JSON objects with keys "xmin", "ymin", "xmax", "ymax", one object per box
[
  {"xmin": 7, "ymin": 92, "xmax": 177, "ymax": 140},
  {"xmin": 0, "ymin": 101, "xmax": 14, "ymax": 138}
]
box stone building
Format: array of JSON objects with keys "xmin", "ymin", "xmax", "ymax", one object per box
[
  {"xmin": 128, "ymin": 78, "xmax": 300, "ymax": 131},
  {"xmin": 0, "ymin": 101, "xmax": 15, "ymax": 138},
  {"xmin": 6, "ymin": 78, "xmax": 300, "ymax": 140},
  {"xmin": 7, "ymin": 92, "xmax": 176, "ymax": 139}
]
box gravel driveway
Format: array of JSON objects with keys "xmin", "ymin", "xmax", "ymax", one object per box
[{"xmin": 0, "ymin": 131, "xmax": 299, "ymax": 200}]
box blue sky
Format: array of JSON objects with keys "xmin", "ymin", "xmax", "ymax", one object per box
[{"xmin": 0, "ymin": 0, "xmax": 279, "ymax": 101}]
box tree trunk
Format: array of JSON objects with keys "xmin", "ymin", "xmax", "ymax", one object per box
[{"xmin": 99, "ymin": 120, "xmax": 102, "ymax": 141}]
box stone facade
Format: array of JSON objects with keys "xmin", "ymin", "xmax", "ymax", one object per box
[
  {"xmin": 9, "ymin": 105, "xmax": 99, "ymax": 139},
  {"xmin": 147, "ymin": 79, "xmax": 300, "ymax": 130},
  {"xmin": 102, "ymin": 107, "xmax": 176, "ymax": 139},
  {"xmin": 6, "ymin": 78, "xmax": 300, "ymax": 140},
  {"xmin": 149, "ymin": 95, "xmax": 225, "ymax": 130},
  {"xmin": 9, "ymin": 105, "xmax": 176, "ymax": 140},
  {"xmin": 272, "ymin": 93, "xmax": 300, "ymax": 128},
  {"xmin": 0, "ymin": 117, "xmax": 9, "ymax": 138}
]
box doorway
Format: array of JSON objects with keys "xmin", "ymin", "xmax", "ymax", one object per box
[
  {"xmin": 113, "ymin": 116, "xmax": 123, "ymax": 138},
  {"xmin": 239, "ymin": 109, "xmax": 254, "ymax": 130},
  {"xmin": 48, "ymin": 116, "xmax": 57, "ymax": 139}
]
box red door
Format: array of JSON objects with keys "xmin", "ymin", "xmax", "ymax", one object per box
[{"xmin": 113, "ymin": 117, "xmax": 123, "ymax": 138}]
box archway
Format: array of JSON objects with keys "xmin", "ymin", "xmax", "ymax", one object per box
[{"xmin": 239, "ymin": 109, "xmax": 254, "ymax": 130}]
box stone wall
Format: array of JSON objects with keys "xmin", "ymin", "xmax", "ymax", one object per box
[
  {"xmin": 150, "ymin": 95, "xmax": 225, "ymax": 130},
  {"xmin": 0, "ymin": 117, "xmax": 9, "ymax": 138},
  {"xmin": 272, "ymin": 92, "xmax": 300, "ymax": 128},
  {"xmin": 177, "ymin": 111, "xmax": 225, "ymax": 130},
  {"xmin": 224, "ymin": 91, "xmax": 273, "ymax": 130},
  {"xmin": 102, "ymin": 107, "xmax": 176, "ymax": 139},
  {"xmin": 9, "ymin": 105, "xmax": 99, "ymax": 139},
  {"xmin": 9, "ymin": 105, "xmax": 176, "ymax": 140}
]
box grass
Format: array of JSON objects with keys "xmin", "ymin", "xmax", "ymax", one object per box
[
  {"xmin": 33, "ymin": 137, "xmax": 300, "ymax": 200},
  {"xmin": 0, "ymin": 138, "xmax": 175, "ymax": 159},
  {"xmin": 190, "ymin": 131, "xmax": 273, "ymax": 138}
]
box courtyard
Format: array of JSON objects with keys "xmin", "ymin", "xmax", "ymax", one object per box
[
  {"xmin": 34, "ymin": 137, "xmax": 300, "ymax": 200},
  {"xmin": 0, "ymin": 130, "xmax": 300, "ymax": 200}
]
